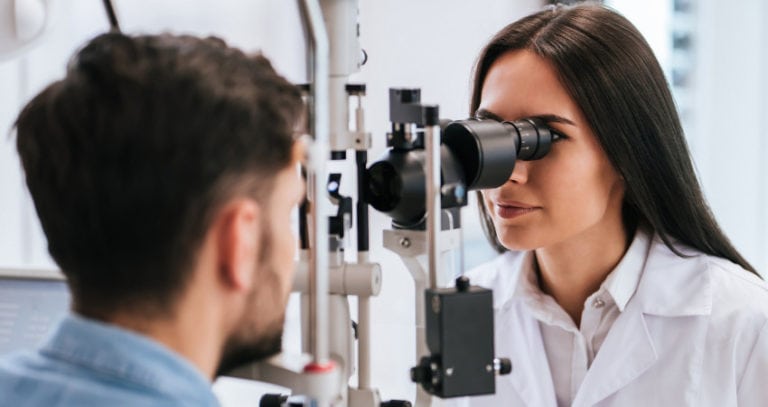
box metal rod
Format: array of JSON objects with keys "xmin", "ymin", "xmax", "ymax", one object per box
[
  {"xmin": 356, "ymin": 148, "xmax": 372, "ymax": 388},
  {"xmin": 413, "ymin": 274, "xmax": 431, "ymax": 406},
  {"xmin": 419, "ymin": 115, "xmax": 441, "ymax": 406},
  {"xmin": 357, "ymin": 295, "xmax": 372, "ymax": 388},
  {"xmin": 101, "ymin": 0, "xmax": 121, "ymax": 32},
  {"xmin": 356, "ymin": 150, "xmax": 369, "ymax": 252},
  {"xmin": 298, "ymin": 0, "xmax": 331, "ymax": 366},
  {"xmin": 425, "ymin": 124, "xmax": 441, "ymax": 289}
]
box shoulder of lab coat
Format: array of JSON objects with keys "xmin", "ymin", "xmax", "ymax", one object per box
[
  {"xmin": 639, "ymin": 234, "xmax": 768, "ymax": 318},
  {"xmin": 638, "ymin": 234, "xmax": 768, "ymax": 407},
  {"xmin": 466, "ymin": 233, "xmax": 768, "ymax": 318}
]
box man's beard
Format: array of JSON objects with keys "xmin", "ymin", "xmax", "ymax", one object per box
[
  {"xmin": 215, "ymin": 320, "xmax": 284, "ymax": 377},
  {"xmin": 214, "ymin": 225, "xmax": 286, "ymax": 377}
]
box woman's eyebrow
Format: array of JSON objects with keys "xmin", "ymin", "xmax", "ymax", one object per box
[
  {"xmin": 530, "ymin": 114, "xmax": 576, "ymax": 126},
  {"xmin": 474, "ymin": 108, "xmax": 505, "ymax": 122},
  {"xmin": 475, "ymin": 108, "xmax": 576, "ymax": 126}
]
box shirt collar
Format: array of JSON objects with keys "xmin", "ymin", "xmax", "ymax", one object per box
[
  {"xmin": 511, "ymin": 227, "xmax": 652, "ymax": 313},
  {"xmin": 41, "ymin": 314, "xmax": 219, "ymax": 406},
  {"xmin": 513, "ymin": 250, "xmax": 541, "ymax": 302},
  {"xmin": 600, "ymin": 227, "xmax": 652, "ymax": 311},
  {"xmin": 512, "ymin": 251, "xmax": 571, "ymax": 326}
]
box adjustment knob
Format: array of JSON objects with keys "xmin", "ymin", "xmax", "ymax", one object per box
[
  {"xmin": 410, "ymin": 365, "xmax": 429, "ymax": 383},
  {"xmin": 260, "ymin": 393, "xmax": 288, "ymax": 407},
  {"xmin": 495, "ymin": 357, "xmax": 512, "ymax": 375},
  {"xmin": 455, "ymin": 275, "xmax": 470, "ymax": 292}
]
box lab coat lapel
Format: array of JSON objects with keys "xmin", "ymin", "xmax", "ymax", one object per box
[
  {"xmin": 571, "ymin": 302, "xmax": 657, "ymax": 407},
  {"xmin": 499, "ymin": 301, "xmax": 558, "ymax": 407},
  {"xmin": 572, "ymin": 234, "xmax": 713, "ymax": 407}
]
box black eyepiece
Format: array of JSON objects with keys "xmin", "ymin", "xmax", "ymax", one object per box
[
  {"xmin": 365, "ymin": 89, "xmax": 560, "ymax": 229},
  {"xmin": 442, "ymin": 117, "xmax": 556, "ymax": 189}
]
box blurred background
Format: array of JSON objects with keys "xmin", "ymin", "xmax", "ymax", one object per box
[{"xmin": 1, "ymin": 0, "xmax": 766, "ymax": 403}]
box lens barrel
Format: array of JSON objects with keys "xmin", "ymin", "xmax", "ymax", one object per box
[
  {"xmin": 442, "ymin": 117, "xmax": 554, "ymax": 190},
  {"xmin": 365, "ymin": 117, "xmax": 556, "ymax": 227}
]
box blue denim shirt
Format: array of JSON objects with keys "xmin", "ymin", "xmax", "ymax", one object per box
[{"xmin": 0, "ymin": 314, "xmax": 220, "ymax": 406}]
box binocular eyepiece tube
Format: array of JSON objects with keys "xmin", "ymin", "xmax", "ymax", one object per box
[
  {"xmin": 442, "ymin": 117, "xmax": 557, "ymax": 190},
  {"xmin": 365, "ymin": 116, "xmax": 558, "ymax": 229}
]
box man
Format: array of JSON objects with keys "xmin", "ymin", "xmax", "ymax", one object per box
[{"xmin": 0, "ymin": 32, "xmax": 304, "ymax": 406}]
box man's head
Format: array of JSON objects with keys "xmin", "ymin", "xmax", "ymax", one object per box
[{"xmin": 15, "ymin": 33, "xmax": 304, "ymax": 373}]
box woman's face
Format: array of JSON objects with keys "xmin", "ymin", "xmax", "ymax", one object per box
[{"xmin": 479, "ymin": 50, "xmax": 625, "ymax": 251}]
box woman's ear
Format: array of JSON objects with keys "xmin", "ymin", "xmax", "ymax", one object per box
[{"xmin": 216, "ymin": 198, "xmax": 262, "ymax": 292}]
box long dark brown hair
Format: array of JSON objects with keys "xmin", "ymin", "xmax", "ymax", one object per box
[{"xmin": 472, "ymin": 3, "xmax": 758, "ymax": 275}]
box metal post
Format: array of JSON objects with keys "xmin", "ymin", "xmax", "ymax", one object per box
[
  {"xmin": 298, "ymin": 0, "xmax": 330, "ymax": 367},
  {"xmin": 424, "ymin": 124, "xmax": 441, "ymax": 289}
]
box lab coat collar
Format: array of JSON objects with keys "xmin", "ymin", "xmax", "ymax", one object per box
[
  {"xmin": 493, "ymin": 229, "xmax": 713, "ymax": 317},
  {"xmin": 492, "ymin": 229, "xmax": 714, "ymax": 407},
  {"xmin": 483, "ymin": 249, "xmax": 529, "ymax": 310},
  {"xmin": 635, "ymin": 233, "xmax": 713, "ymax": 317},
  {"xmin": 573, "ymin": 235, "xmax": 712, "ymax": 406},
  {"xmin": 512, "ymin": 227, "xmax": 652, "ymax": 326},
  {"xmin": 573, "ymin": 233, "xmax": 713, "ymax": 406},
  {"xmin": 601, "ymin": 227, "xmax": 650, "ymax": 312}
]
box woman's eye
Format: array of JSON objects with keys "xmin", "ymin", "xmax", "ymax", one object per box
[{"xmin": 551, "ymin": 129, "xmax": 567, "ymax": 142}]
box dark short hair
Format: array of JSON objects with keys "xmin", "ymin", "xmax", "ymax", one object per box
[
  {"xmin": 15, "ymin": 33, "xmax": 303, "ymax": 315},
  {"xmin": 471, "ymin": 4, "xmax": 758, "ymax": 275}
]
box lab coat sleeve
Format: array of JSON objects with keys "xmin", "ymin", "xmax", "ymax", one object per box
[{"xmin": 737, "ymin": 320, "xmax": 768, "ymax": 406}]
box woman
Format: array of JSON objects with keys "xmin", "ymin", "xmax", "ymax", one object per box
[{"xmin": 461, "ymin": 4, "xmax": 768, "ymax": 407}]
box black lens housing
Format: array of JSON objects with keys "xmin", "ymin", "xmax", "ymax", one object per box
[{"xmin": 365, "ymin": 117, "xmax": 556, "ymax": 229}]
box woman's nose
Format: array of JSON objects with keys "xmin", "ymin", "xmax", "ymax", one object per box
[{"xmin": 508, "ymin": 159, "xmax": 530, "ymax": 184}]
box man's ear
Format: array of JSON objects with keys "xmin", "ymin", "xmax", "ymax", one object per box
[{"xmin": 215, "ymin": 199, "xmax": 261, "ymax": 292}]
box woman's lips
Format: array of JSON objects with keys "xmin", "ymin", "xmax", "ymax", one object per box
[{"xmin": 494, "ymin": 202, "xmax": 540, "ymax": 219}]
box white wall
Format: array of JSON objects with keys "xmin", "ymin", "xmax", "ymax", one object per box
[{"xmin": 691, "ymin": 0, "xmax": 768, "ymax": 275}]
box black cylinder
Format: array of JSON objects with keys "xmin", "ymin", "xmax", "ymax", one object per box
[
  {"xmin": 443, "ymin": 119, "xmax": 518, "ymax": 190},
  {"xmin": 442, "ymin": 117, "xmax": 555, "ymax": 190},
  {"xmin": 356, "ymin": 150, "xmax": 370, "ymax": 252},
  {"xmin": 365, "ymin": 117, "xmax": 556, "ymax": 229},
  {"xmin": 365, "ymin": 150, "xmax": 425, "ymax": 227}
]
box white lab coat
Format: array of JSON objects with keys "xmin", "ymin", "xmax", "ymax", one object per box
[{"xmin": 449, "ymin": 232, "xmax": 768, "ymax": 407}]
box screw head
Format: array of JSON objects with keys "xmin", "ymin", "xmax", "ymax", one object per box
[{"xmin": 400, "ymin": 237, "xmax": 411, "ymax": 248}]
